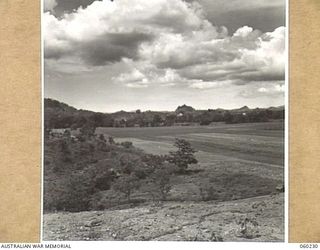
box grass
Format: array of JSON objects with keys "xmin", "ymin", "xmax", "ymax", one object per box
[
  {"xmin": 97, "ymin": 121, "xmax": 284, "ymax": 165},
  {"xmin": 95, "ymin": 121, "xmax": 284, "ymax": 203}
]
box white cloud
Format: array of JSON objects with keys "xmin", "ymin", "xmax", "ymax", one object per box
[
  {"xmin": 44, "ymin": 0, "xmax": 57, "ymax": 12},
  {"xmin": 233, "ymin": 26, "xmax": 254, "ymax": 37},
  {"xmin": 239, "ymin": 81, "xmax": 285, "ymax": 98},
  {"xmin": 189, "ymin": 81, "xmax": 229, "ymax": 89},
  {"xmin": 44, "ymin": 0, "xmax": 285, "ymax": 92},
  {"xmin": 44, "ymin": 0, "xmax": 211, "ymax": 64}
]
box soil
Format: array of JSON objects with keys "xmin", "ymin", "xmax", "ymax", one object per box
[{"xmin": 43, "ymin": 193, "xmax": 284, "ymax": 242}]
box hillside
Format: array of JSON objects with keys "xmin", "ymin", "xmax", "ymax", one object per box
[
  {"xmin": 43, "ymin": 194, "xmax": 284, "ymax": 241},
  {"xmin": 44, "ymin": 98, "xmax": 285, "ymax": 129}
]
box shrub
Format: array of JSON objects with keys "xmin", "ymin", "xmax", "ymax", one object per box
[
  {"xmin": 44, "ymin": 173, "xmax": 94, "ymax": 212},
  {"xmin": 150, "ymin": 163, "xmax": 174, "ymax": 201},
  {"xmin": 169, "ymin": 138, "xmax": 198, "ymax": 173},
  {"xmin": 78, "ymin": 123, "xmax": 96, "ymax": 140},
  {"xmin": 121, "ymin": 141, "xmax": 133, "ymax": 148},
  {"xmin": 113, "ymin": 174, "xmax": 141, "ymax": 202},
  {"xmin": 237, "ymin": 217, "xmax": 260, "ymax": 239},
  {"xmin": 108, "ymin": 136, "xmax": 115, "ymax": 144},
  {"xmin": 58, "ymin": 140, "xmax": 72, "ymax": 163},
  {"xmin": 198, "ymin": 183, "xmax": 219, "ymax": 201}
]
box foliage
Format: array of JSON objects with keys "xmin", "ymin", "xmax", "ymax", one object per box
[
  {"xmin": 79, "ymin": 122, "xmax": 96, "ymax": 140},
  {"xmin": 120, "ymin": 141, "xmax": 133, "ymax": 148},
  {"xmin": 169, "ymin": 138, "xmax": 198, "ymax": 173},
  {"xmin": 149, "ymin": 163, "xmax": 175, "ymax": 200},
  {"xmin": 198, "ymin": 183, "xmax": 219, "ymax": 201},
  {"xmin": 44, "ymin": 172, "xmax": 94, "ymax": 212},
  {"xmin": 113, "ymin": 174, "xmax": 141, "ymax": 202},
  {"xmin": 44, "ymin": 98, "xmax": 284, "ymax": 129},
  {"xmin": 237, "ymin": 217, "xmax": 260, "ymax": 239}
]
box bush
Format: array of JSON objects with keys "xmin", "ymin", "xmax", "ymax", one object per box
[
  {"xmin": 121, "ymin": 141, "xmax": 133, "ymax": 148},
  {"xmin": 44, "ymin": 173, "xmax": 94, "ymax": 212},
  {"xmin": 237, "ymin": 217, "xmax": 260, "ymax": 239},
  {"xmin": 169, "ymin": 138, "xmax": 198, "ymax": 173},
  {"xmin": 113, "ymin": 174, "xmax": 141, "ymax": 202},
  {"xmin": 149, "ymin": 163, "xmax": 175, "ymax": 201},
  {"xmin": 198, "ymin": 183, "xmax": 219, "ymax": 201},
  {"xmin": 78, "ymin": 123, "xmax": 96, "ymax": 140}
]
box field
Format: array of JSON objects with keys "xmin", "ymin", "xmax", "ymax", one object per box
[
  {"xmin": 44, "ymin": 121, "xmax": 285, "ymax": 241},
  {"xmin": 96, "ymin": 121, "xmax": 284, "ymax": 201},
  {"xmin": 97, "ymin": 121, "xmax": 284, "ymax": 165}
]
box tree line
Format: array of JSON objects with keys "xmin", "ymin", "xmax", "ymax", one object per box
[{"xmin": 45, "ymin": 98, "xmax": 284, "ymax": 129}]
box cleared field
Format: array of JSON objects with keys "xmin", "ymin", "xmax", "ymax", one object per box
[
  {"xmin": 97, "ymin": 121, "xmax": 284, "ymax": 202},
  {"xmin": 97, "ymin": 121, "xmax": 284, "ymax": 166}
]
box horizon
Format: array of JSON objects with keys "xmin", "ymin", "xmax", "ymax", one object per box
[
  {"xmin": 45, "ymin": 97, "xmax": 284, "ymax": 114},
  {"xmin": 44, "ymin": 0, "xmax": 285, "ymax": 113}
]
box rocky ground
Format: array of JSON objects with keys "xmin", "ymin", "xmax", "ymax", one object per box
[{"xmin": 43, "ymin": 193, "xmax": 284, "ymax": 242}]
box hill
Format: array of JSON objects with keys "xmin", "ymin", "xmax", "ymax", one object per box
[
  {"xmin": 175, "ymin": 104, "xmax": 195, "ymax": 113},
  {"xmin": 44, "ymin": 98, "xmax": 284, "ymax": 129}
]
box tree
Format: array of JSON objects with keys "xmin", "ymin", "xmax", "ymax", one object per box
[
  {"xmin": 79, "ymin": 122, "xmax": 96, "ymax": 140},
  {"xmin": 165, "ymin": 114, "xmax": 176, "ymax": 126},
  {"xmin": 108, "ymin": 136, "xmax": 115, "ymax": 145},
  {"xmin": 150, "ymin": 163, "xmax": 174, "ymax": 200},
  {"xmin": 58, "ymin": 139, "xmax": 72, "ymax": 164},
  {"xmin": 97, "ymin": 134, "xmax": 109, "ymax": 152},
  {"xmin": 169, "ymin": 138, "xmax": 198, "ymax": 173},
  {"xmin": 113, "ymin": 174, "xmax": 141, "ymax": 202},
  {"xmin": 152, "ymin": 114, "xmax": 163, "ymax": 127}
]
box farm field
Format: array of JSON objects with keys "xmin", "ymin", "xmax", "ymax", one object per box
[
  {"xmin": 96, "ymin": 121, "xmax": 284, "ymax": 202},
  {"xmin": 97, "ymin": 121, "xmax": 284, "ymax": 166}
]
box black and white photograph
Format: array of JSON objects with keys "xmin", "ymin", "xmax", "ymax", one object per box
[{"xmin": 43, "ymin": 0, "xmax": 286, "ymax": 242}]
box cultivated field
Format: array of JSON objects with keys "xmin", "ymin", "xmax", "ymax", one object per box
[{"xmin": 97, "ymin": 121, "xmax": 284, "ymax": 165}]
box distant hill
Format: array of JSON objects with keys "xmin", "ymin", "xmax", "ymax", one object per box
[
  {"xmin": 45, "ymin": 98, "xmax": 77, "ymax": 113},
  {"xmin": 44, "ymin": 98, "xmax": 284, "ymax": 129},
  {"xmin": 238, "ymin": 106, "xmax": 250, "ymax": 111},
  {"xmin": 175, "ymin": 104, "xmax": 195, "ymax": 114}
]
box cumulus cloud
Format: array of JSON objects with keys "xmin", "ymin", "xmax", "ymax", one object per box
[
  {"xmin": 44, "ymin": 0, "xmax": 285, "ymax": 94},
  {"xmin": 239, "ymin": 81, "xmax": 285, "ymax": 98},
  {"xmin": 112, "ymin": 60, "xmax": 205, "ymax": 88},
  {"xmin": 44, "ymin": 0, "xmax": 210, "ymax": 65},
  {"xmin": 44, "ymin": 0, "xmax": 57, "ymax": 12}
]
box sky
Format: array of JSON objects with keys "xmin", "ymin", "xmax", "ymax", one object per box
[{"xmin": 44, "ymin": 0, "xmax": 286, "ymax": 112}]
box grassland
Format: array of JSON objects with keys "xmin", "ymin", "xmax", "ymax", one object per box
[
  {"xmin": 97, "ymin": 121, "xmax": 284, "ymax": 165},
  {"xmin": 96, "ymin": 121, "xmax": 284, "ymax": 202}
]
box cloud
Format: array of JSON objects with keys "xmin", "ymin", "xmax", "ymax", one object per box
[
  {"xmin": 175, "ymin": 26, "xmax": 285, "ymax": 87},
  {"xmin": 44, "ymin": 0, "xmax": 211, "ymax": 65},
  {"xmin": 44, "ymin": 0, "xmax": 285, "ymax": 92},
  {"xmin": 239, "ymin": 81, "xmax": 285, "ymax": 98},
  {"xmin": 112, "ymin": 59, "xmax": 210, "ymax": 88},
  {"xmin": 44, "ymin": 0, "xmax": 58, "ymax": 12},
  {"xmin": 189, "ymin": 80, "xmax": 230, "ymax": 89}
]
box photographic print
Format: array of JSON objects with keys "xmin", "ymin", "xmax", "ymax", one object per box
[{"xmin": 43, "ymin": 0, "xmax": 286, "ymax": 242}]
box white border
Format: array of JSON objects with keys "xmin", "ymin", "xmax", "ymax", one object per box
[
  {"xmin": 40, "ymin": 0, "xmax": 290, "ymax": 246},
  {"xmin": 40, "ymin": 0, "xmax": 44, "ymax": 241},
  {"xmin": 285, "ymin": 0, "xmax": 290, "ymax": 243}
]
